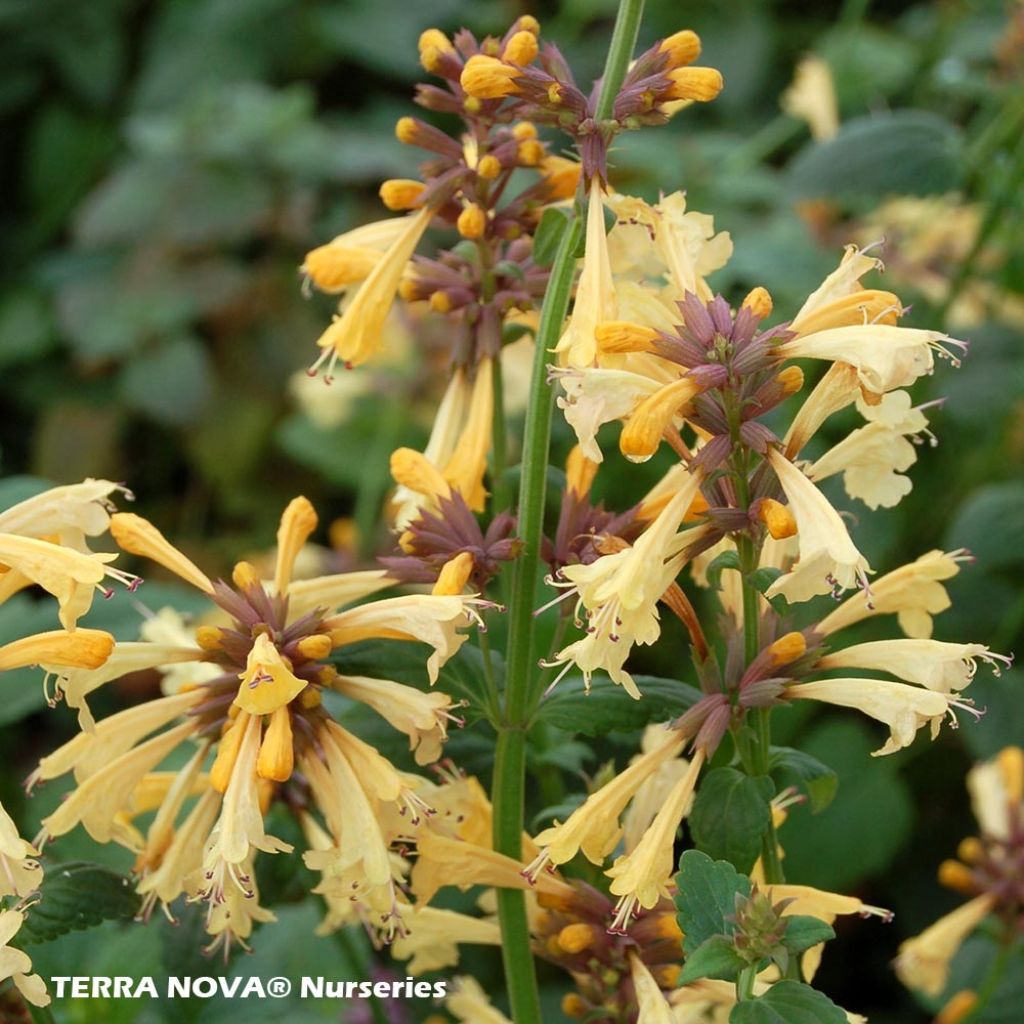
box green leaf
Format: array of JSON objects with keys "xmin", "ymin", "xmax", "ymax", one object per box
[
  {"xmin": 119, "ymin": 335, "xmax": 212, "ymax": 426},
  {"xmin": 536, "ymin": 674, "xmax": 702, "ymax": 736},
  {"xmin": 783, "ymin": 915, "xmax": 835, "ymax": 955},
  {"xmin": 704, "ymin": 550, "xmax": 741, "ymax": 591},
  {"xmin": 679, "ymin": 934, "xmax": 747, "ymax": 985},
  {"xmin": 787, "ymin": 111, "xmax": 964, "ymax": 202},
  {"xmin": 17, "ymin": 863, "xmax": 141, "ymax": 945},
  {"xmin": 690, "ymin": 767, "xmax": 775, "ymax": 873},
  {"xmin": 729, "ymin": 980, "xmax": 848, "ymax": 1024},
  {"xmin": 769, "ymin": 746, "xmax": 838, "ymax": 813},
  {"xmin": 946, "ymin": 483, "xmax": 1024, "ymax": 572},
  {"xmin": 674, "ymin": 850, "xmax": 751, "ymax": 955},
  {"xmin": 533, "ymin": 207, "xmax": 571, "ymax": 268}
]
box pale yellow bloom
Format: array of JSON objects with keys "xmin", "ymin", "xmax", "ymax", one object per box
[
  {"xmin": 446, "ymin": 976, "xmax": 513, "ymax": 1024},
  {"xmin": 763, "ymin": 449, "xmax": 872, "ymax": 603},
  {"xmin": 818, "ymin": 549, "xmax": 967, "ymax": 638},
  {"xmin": 0, "ymin": 478, "xmax": 127, "ymax": 548},
  {"xmin": 816, "ymin": 639, "xmax": 1009, "ymax": 693},
  {"xmin": 0, "ymin": 802, "xmax": 42, "ymax": 899},
  {"xmin": 0, "ymin": 534, "xmax": 136, "ymax": 631},
  {"xmin": 806, "ymin": 390, "xmax": 932, "ymax": 509},
  {"xmin": 895, "ymin": 893, "xmax": 995, "ymax": 996},
  {"xmin": 786, "ymin": 677, "xmax": 970, "ymax": 756},
  {"xmin": 391, "ymin": 906, "xmax": 500, "ymax": 974},
  {"xmin": 0, "ymin": 909, "xmax": 50, "ymax": 1007},
  {"xmin": 606, "ymin": 750, "xmax": 705, "ymax": 930},
  {"xmin": 325, "ymin": 593, "xmax": 481, "ymax": 683},
  {"xmin": 301, "ymin": 217, "xmax": 411, "ymax": 294},
  {"xmin": 623, "ymin": 728, "xmax": 695, "ymax": 853},
  {"xmin": 966, "ymin": 747, "xmax": 1023, "ymax": 841},
  {"xmin": 286, "ymin": 568, "xmax": 394, "ymax": 619},
  {"xmin": 234, "ymin": 633, "xmax": 308, "ymax": 716},
  {"xmin": 310, "ymin": 207, "xmax": 433, "ymax": 375},
  {"xmin": 529, "ymin": 732, "xmax": 685, "ymax": 871},
  {"xmin": 335, "ymin": 674, "xmax": 459, "ymax": 765},
  {"xmin": 0, "ymin": 628, "xmax": 113, "ymax": 676},
  {"xmin": 556, "ymin": 179, "xmax": 616, "ymax": 367},
  {"xmin": 781, "ymin": 56, "xmax": 839, "ymax": 140},
  {"xmin": 630, "ymin": 952, "xmax": 675, "ymax": 1023}
]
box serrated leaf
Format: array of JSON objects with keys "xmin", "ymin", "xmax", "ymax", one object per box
[
  {"xmin": 729, "ymin": 980, "xmax": 848, "ymax": 1023},
  {"xmin": 787, "ymin": 111, "xmax": 964, "ymax": 202},
  {"xmin": 674, "ymin": 850, "xmax": 751, "ymax": 954},
  {"xmin": 18, "ymin": 863, "xmax": 141, "ymax": 945},
  {"xmin": 705, "ymin": 550, "xmax": 741, "ymax": 592},
  {"xmin": 680, "ymin": 934, "xmax": 747, "ymax": 985},
  {"xmin": 690, "ymin": 768, "xmax": 775, "ymax": 873},
  {"xmin": 533, "ymin": 207, "xmax": 571, "ymax": 267},
  {"xmin": 769, "ymin": 746, "xmax": 838, "ymax": 814},
  {"xmin": 783, "ymin": 915, "xmax": 835, "ymax": 955},
  {"xmin": 536, "ymin": 674, "xmax": 702, "ymax": 736}
]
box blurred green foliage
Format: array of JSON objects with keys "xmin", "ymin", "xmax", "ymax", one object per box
[{"xmin": 2, "ymin": 0, "xmax": 1023, "ymax": 1021}]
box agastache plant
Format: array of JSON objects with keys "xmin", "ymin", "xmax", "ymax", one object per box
[{"xmin": 0, "ymin": 3, "xmax": 1016, "ymax": 1024}]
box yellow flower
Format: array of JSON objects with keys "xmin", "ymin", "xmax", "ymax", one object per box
[
  {"xmin": 966, "ymin": 747, "xmax": 1023, "ymax": 841},
  {"xmin": 445, "ymin": 976, "xmax": 513, "ymax": 1024},
  {"xmin": 785, "ymin": 677, "xmax": 971, "ymax": 756},
  {"xmin": 816, "ymin": 639, "xmax": 1010, "ymax": 693},
  {"xmin": 0, "ymin": 627, "xmax": 113, "ymax": 678},
  {"xmin": 301, "ymin": 217, "xmax": 412, "ymax": 294},
  {"xmin": 556, "ymin": 179, "xmax": 617, "ymax": 368},
  {"xmin": 0, "ymin": 909, "xmax": 50, "ymax": 1007},
  {"xmin": 781, "ymin": 56, "xmax": 839, "ymax": 140},
  {"xmin": 0, "ymin": 478, "xmax": 129, "ymax": 548},
  {"xmin": 0, "ymin": 802, "xmax": 42, "ymax": 899},
  {"xmin": 390, "ymin": 359, "xmax": 494, "ymax": 524},
  {"xmin": 391, "ymin": 906, "xmax": 501, "ymax": 974},
  {"xmin": 817, "ymin": 549, "xmax": 968, "ymax": 638},
  {"xmin": 805, "ymin": 390, "xmax": 932, "ymax": 509},
  {"xmin": 528, "ymin": 731, "xmax": 685, "ymax": 872},
  {"xmin": 630, "ymin": 952, "xmax": 675, "ymax": 1023},
  {"xmin": 309, "ymin": 206, "xmax": 434, "ymax": 376},
  {"xmin": 894, "ymin": 893, "xmax": 995, "ymax": 996},
  {"xmin": 545, "ymin": 470, "xmax": 708, "ymax": 695},
  {"xmin": 0, "ymin": 534, "xmax": 137, "ymax": 631},
  {"xmin": 762, "ymin": 448, "xmax": 872, "ymax": 604},
  {"xmin": 606, "ymin": 750, "xmax": 705, "ymax": 931}
]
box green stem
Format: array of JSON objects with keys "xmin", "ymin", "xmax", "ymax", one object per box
[
  {"xmin": 594, "ymin": 0, "xmax": 646, "ymax": 122},
  {"xmin": 332, "ymin": 928, "xmax": 389, "ymax": 1024},
  {"xmin": 26, "ymin": 1002, "xmax": 57, "ymax": 1024},
  {"xmin": 492, "ymin": 6, "xmax": 644, "ymax": 1019}
]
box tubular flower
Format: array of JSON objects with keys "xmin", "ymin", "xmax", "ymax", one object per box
[
  {"xmin": 389, "ymin": 359, "xmax": 494, "ymax": 526},
  {"xmin": 0, "ymin": 802, "xmax": 42, "ymax": 899},
  {"xmin": 785, "ymin": 678, "xmax": 975, "ymax": 756},
  {"xmin": 805, "ymin": 390, "xmax": 935, "ymax": 509},
  {"xmin": 309, "ymin": 206, "xmax": 435, "ymax": 377},
  {"xmin": 815, "ymin": 639, "xmax": 1011, "ymax": 693},
  {"xmin": 0, "ymin": 534, "xmax": 139, "ymax": 632},
  {"xmin": 25, "ymin": 498, "xmax": 482, "ymax": 952},
  {"xmin": 606, "ymin": 750, "xmax": 706, "ymax": 932},
  {"xmin": 301, "ymin": 218, "xmax": 413, "ymax": 295},
  {"xmin": 0, "ymin": 910, "xmax": 50, "ymax": 1008},
  {"xmin": 629, "ymin": 952, "xmax": 675, "ymax": 1023},
  {"xmin": 817, "ymin": 549, "xmax": 969, "ymax": 639},
  {"xmin": 391, "ymin": 906, "xmax": 501, "ymax": 974},
  {"xmin": 527, "ymin": 730, "xmax": 687, "ymax": 873},
  {"xmin": 542, "ymin": 468, "xmax": 708, "ymax": 696},
  {"xmin": 556, "ymin": 179, "xmax": 617, "ymax": 368},
  {"xmin": 445, "ymin": 976, "xmax": 513, "ymax": 1024},
  {"xmin": 763, "ymin": 448, "xmax": 872, "ymax": 604}
]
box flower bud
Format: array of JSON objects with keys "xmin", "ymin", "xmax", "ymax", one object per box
[
  {"xmin": 936, "ymin": 991, "xmax": 978, "ymax": 1024},
  {"xmin": 540, "ymin": 155, "xmax": 581, "ymax": 199},
  {"xmin": 231, "ymin": 561, "xmax": 261, "ymax": 590},
  {"xmin": 418, "ymin": 28, "xmax": 454, "ymax": 73},
  {"xmin": 595, "ymin": 320, "xmax": 660, "ymax": 353},
  {"xmin": 767, "ymin": 631, "xmax": 806, "ymax": 667},
  {"xmin": 257, "ymin": 705, "xmax": 294, "ymax": 783},
  {"xmin": 395, "ymin": 116, "xmax": 419, "ymax": 144},
  {"xmin": 776, "ymin": 365, "xmax": 804, "ymax": 396},
  {"xmin": 512, "ymin": 121, "xmax": 537, "ymax": 140},
  {"xmin": 477, "ymin": 154, "xmax": 502, "ymax": 179},
  {"xmin": 432, "ymin": 552, "xmax": 474, "ymax": 596},
  {"xmin": 937, "ymin": 859, "xmax": 976, "ymax": 895},
  {"xmin": 296, "ymin": 634, "xmax": 332, "ymax": 660},
  {"xmin": 210, "ymin": 713, "xmax": 249, "ymax": 793},
  {"xmin": 195, "ymin": 626, "xmax": 226, "ymax": 652},
  {"xmin": 561, "ymin": 993, "xmax": 588, "ymax": 1019},
  {"xmin": 517, "ymin": 139, "xmax": 544, "ymax": 165},
  {"xmin": 566, "ymin": 445, "xmax": 599, "ymax": 498},
  {"xmin": 957, "ymin": 836, "xmax": 984, "ymax": 864},
  {"xmin": 429, "ymin": 290, "xmax": 453, "ymax": 313},
  {"xmin": 755, "ymin": 497, "xmax": 797, "ymax": 540},
  {"xmin": 659, "ymin": 29, "xmax": 701, "ymax": 68},
  {"xmin": 742, "ymin": 286, "xmax": 773, "ymax": 320},
  {"xmin": 557, "ymin": 923, "xmax": 599, "ymax": 954},
  {"xmin": 514, "ymin": 15, "xmax": 540, "ymax": 35},
  {"xmin": 457, "ymin": 203, "xmax": 487, "ymax": 239},
  {"xmin": 502, "ymin": 29, "xmax": 538, "ymax": 66},
  {"xmin": 379, "ymin": 178, "xmax": 425, "ymax": 211},
  {"xmin": 461, "ymin": 54, "xmax": 521, "ymax": 99},
  {"xmin": 666, "ymin": 66, "xmax": 724, "ymax": 102},
  {"xmin": 302, "ymin": 244, "xmax": 379, "ymax": 292}
]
